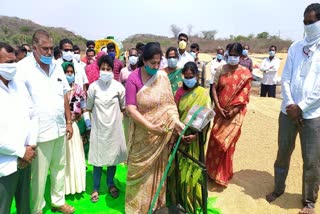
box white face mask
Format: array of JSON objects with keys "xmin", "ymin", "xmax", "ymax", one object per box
[
  {"xmin": 0, "ymin": 63, "xmax": 17, "ymax": 80},
  {"xmin": 227, "ymin": 56, "xmax": 240, "ymax": 65},
  {"xmin": 62, "ymin": 51, "xmax": 74, "ymax": 61},
  {"xmin": 99, "ymin": 70, "xmax": 114, "ymax": 83},
  {"xmin": 129, "ymin": 56, "xmax": 138, "ymax": 65},
  {"xmin": 74, "ymin": 54, "xmax": 81, "ymax": 62},
  {"xmin": 304, "ymin": 20, "xmax": 320, "ymax": 43}
]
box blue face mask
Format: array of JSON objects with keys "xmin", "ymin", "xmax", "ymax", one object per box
[
  {"xmin": 108, "ymin": 52, "xmax": 116, "ymax": 59},
  {"xmin": 167, "ymin": 58, "xmax": 178, "ymax": 68},
  {"xmin": 269, "ymin": 51, "xmax": 275, "ymax": 57},
  {"xmin": 242, "ymin": 49, "xmax": 248, "ymax": 56},
  {"xmin": 145, "ymin": 65, "xmax": 158, "ymax": 75},
  {"xmin": 66, "ymin": 74, "xmax": 75, "ymax": 84},
  {"xmin": 190, "ymin": 52, "xmax": 197, "ymax": 59},
  {"xmin": 40, "ymin": 55, "xmax": 53, "ymax": 65},
  {"xmin": 216, "ymin": 54, "xmax": 223, "ymax": 60},
  {"xmin": 183, "ymin": 77, "xmax": 197, "ymax": 88},
  {"xmin": 227, "ymin": 56, "xmax": 240, "ymax": 65}
]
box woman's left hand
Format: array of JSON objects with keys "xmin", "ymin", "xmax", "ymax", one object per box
[
  {"xmin": 225, "ymin": 106, "xmax": 241, "ymax": 119},
  {"xmin": 182, "ymin": 134, "xmax": 197, "ymax": 144}
]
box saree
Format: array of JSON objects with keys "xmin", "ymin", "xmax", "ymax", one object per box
[
  {"xmin": 206, "ymin": 65, "xmax": 252, "ymax": 186},
  {"xmin": 168, "ymin": 86, "xmax": 211, "ymax": 213},
  {"xmin": 167, "ymin": 68, "xmax": 183, "ymax": 95},
  {"xmin": 125, "ymin": 70, "xmax": 180, "ymax": 214}
]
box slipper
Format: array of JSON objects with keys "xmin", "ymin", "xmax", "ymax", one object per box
[
  {"xmin": 109, "ymin": 185, "xmax": 119, "ymax": 198},
  {"xmin": 91, "ymin": 191, "xmax": 99, "ymax": 203}
]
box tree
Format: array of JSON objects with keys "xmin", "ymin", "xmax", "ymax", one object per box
[
  {"xmin": 247, "ymin": 33, "xmax": 255, "ymax": 39},
  {"xmin": 256, "ymin": 32, "xmax": 270, "ymax": 39},
  {"xmin": 201, "ymin": 30, "xmax": 218, "ymax": 40},
  {"xmin": 170, "ymin": 24, "xmax": 182, "ymax": 38}
]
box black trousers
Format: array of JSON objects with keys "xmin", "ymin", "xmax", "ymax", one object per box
[
  {"xmin": 0, "ymin": 165, "xmax": 31, "ymax": 214},
  {"xmin": 260, "ymin": 84, "xmax": 276, "ymax": 97}
]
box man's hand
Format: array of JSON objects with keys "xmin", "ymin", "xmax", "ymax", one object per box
[
  {"xmin": 22, "ymin": 145, "xmax": 36, "ymax": 163},
  {"xmin": 66, "ymin": 123, "xmax": 73, "ymax": 140},
  {"xmin": 18, "ymin": 158, "xmax": 29, "ymax": 169},
  {"xmin": 286, "ymin": 104, "xmax": 302, "ymax": 119}
]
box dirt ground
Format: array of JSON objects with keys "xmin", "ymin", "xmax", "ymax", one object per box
[{"xmin": 207, "ymin": 94, "xmax": 320, "ymax": 214}]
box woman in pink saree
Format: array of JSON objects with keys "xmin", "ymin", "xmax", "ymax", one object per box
[{"xmin": 125, "ymin": 42, "xmax": 185, "ymax": 213}]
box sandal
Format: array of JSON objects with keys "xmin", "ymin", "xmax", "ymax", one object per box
[
  {"xmin": 109, "ymin": 185, "xmax": 119, "ymax": 198},
  {"xmin": 91, "ymin": 191, "xmax": 99, "ymax": 203}
]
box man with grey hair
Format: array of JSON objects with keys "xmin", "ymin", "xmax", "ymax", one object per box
[{"xmin": 16, "ymin": 30, "xmax": 74, "ymax": 214}]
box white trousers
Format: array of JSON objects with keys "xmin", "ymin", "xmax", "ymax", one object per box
[{"xmin": 31, "ymin": 136, "xmax": 66, "ymax": 214}]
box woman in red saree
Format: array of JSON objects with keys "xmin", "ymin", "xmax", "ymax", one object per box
[{"xmin": 206, "ymin": 43, "xmax": 252, "ymax": 187}]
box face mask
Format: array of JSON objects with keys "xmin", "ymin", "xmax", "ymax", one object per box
[
  {"xmin": 108, "ymin": 52, "xmax": 116, "ymax": 60},
  {"xmin": 74, "ymin": 54, "xmax": 81, "ymax": 62},
  {"xmin": 190, "ymin": 52, "xmax": 197, "ymax": 59},
  {"xmin": 269, "ymin": 51, "xmax": 275, "ymax": 57},
  {"xmin": 62, "ymin": 51, "xmax": 74, "ymax": 61},
  {"xmin": 183, "ymin": 77, "xmax": 197, "ymax": 88},
  {"xmin": 129, "ymin": 56, "xmax": 138, "ymax": 65},
  {"xmin": 167, "ymin": 58, "xmax": 178, "ymax": 68},
  {"xmin": 40, "ymin": 55, "xmax": 53, "ymax": 65},
  {"xmin": 304, "ymin": 20, "xmax": 320, "ymax": 42},
  {"xmin": 65, "ymin": 74, "xmax": 75, "ymax": 84},
  {"xmin": 216, "ymin": 54, "xmax": 223, "ymax": 60},
  {"xmin": 26, "ymin": 52, "xmax": 31, "ymax": 57},
  {"xmin": 242, "ymin": 49, "xmax": 248, "ymax": 56},
  {"xmin": 145, "ymin": 65, "xmax": 158, "ymax": 75},
  {"xmin": 99, "ymin": 70, "xmax": 114, "ymax": 82},
  {"xmin": 227, "ymin": 56, "xmax": 240, "ymax": 65},
  {"xmin": 178, "ymin": 40, "xmax": 187, "ymax": 50},
  {"xmin": 0, "ymin": 63, "xmax": 17, "ymax": 80}
]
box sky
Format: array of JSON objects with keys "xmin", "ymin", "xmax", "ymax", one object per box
[{"xmin": 0, "ymin": 0, "xmax": 317, "ymax": 42}]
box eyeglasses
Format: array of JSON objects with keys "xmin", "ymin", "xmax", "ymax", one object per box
[{"xmin": 63, "ymin": 49, "xmax": 73, "ymax": 52}]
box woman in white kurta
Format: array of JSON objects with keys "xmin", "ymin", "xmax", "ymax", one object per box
[
  {"xmin": 62, "ymin": 62, "xmax": 86, "ymax": 195},
  {"xmin": 86, "ymin": 55, "xmax": 127, "ymax": 202}
]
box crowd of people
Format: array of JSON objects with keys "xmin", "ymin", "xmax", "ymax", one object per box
[{"xmin": 1, "ymin": 3, "xmax": 320, "ymax": 214}]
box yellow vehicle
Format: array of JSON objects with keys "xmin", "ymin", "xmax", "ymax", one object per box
[{"xmin": 94, "ymin": 36, "xmax": 125, "ymax": 63}]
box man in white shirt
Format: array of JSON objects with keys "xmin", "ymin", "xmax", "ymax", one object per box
[
  {"xmin": 16, "ymin": 30, "xmax": 74, "ymax": 214},
  {"xmin": 177, "ymin": 33, "xmax": 194, "ymax": 68},
  {"xmin": 210, "ymin": 48, "xmax": 226, "ymax": 98},
  {"xmin": 58, "ymin": 38, "xmax": 89, "ymax": 93},
  {"xmin": 0, "ymin": 42, "xmax": 37, "ymax": 214},
  {"xmin": 266, "ymin": 4, "xmax": 320, "ymax": 214},
  {"xmin": 73, "ymin": 45, "xmax": 86, "ymax": 69},
  {"xmin": 260, "ymin": 45, "xmax": 281, "ymax": 97}
]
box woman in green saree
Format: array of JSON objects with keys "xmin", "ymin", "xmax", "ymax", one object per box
[
  {"xmin": 164, "ymin": 47, "xmax": 183, "ymax": 95},
  {"xmin": 169, "ymin": 61, "xmax": 211, "ymax": 213}
]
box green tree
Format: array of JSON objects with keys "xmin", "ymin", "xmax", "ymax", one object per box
[
  {"xmin": 201, "ymin": 30, "xmax": 218, "ymax": 40},
  {"xmin": 256, "ymin": 32, "xmax": 270, "ymax": 39}
]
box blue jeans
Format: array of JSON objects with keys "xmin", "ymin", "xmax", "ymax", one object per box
[{"xmin": 93, "ymin": 165, "xmax": 116, "ymax": 191}]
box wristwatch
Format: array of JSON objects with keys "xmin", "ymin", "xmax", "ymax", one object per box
[{"xmin": 66, "ymin": 120, "xmax": 72, "ymax": 124}]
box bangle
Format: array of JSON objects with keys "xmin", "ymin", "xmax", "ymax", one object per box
[{"xmin": 66, "ymin": 120, "xmax": 72, "ymax": 124}]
